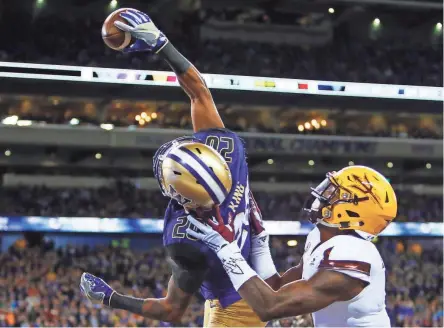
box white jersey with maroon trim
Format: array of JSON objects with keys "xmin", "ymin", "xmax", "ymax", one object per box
[{"xmin": 302, "ymin": 227, "xmax": 390, "ymax": 327}]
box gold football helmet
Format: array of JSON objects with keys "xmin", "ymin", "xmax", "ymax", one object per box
[
  {"xmin": 153, "ymin": 137, "xmax": 232, "ymax": 210},
  {"xmin": 302, "ymin": 165, "xmax": 397, "ymax": 239}
]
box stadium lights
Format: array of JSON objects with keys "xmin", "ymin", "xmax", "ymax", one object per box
[
  {"xmin": 1, "ymin": 115, "xmax": 18, "ymax": 125},
  {"xmin": 100, "ymin": 123, "xmax": 114, "ymax": 131},
  {"xmin": 4, "ymin": 150, "xmax": 11, "ymax": 157},
  {"xmin": 267, "ymin": 159, "xmax": 274, "ymax": 165},
  {"xmin": 372, "ymin": 18, "xmax": 381, "ymax": 28},
  {"xmin": 387, "ymin": 162, "xmax": 393, "ymax": 168},
  {"xmin": 434, "ymin": 23, "xmax": 442, "ymax": 34},
  {"xmin": 308, "ymin": 160, "xmax": 315, "ymax": 166},
  {"xmin": 136, "ymin": 112, "xmax": 157, "ymax": 126},
  {"xmin": 69, "ymin": 118, "xmax": 80, "ymax": 125},
  {"xmin": 16, "ymin": 120, "xmax": 32, "ymax": 126},
  {"xmin": 328, "ymin": 8, "xmax": 335, "ymax": 14},
  {"xmin": 36, "ymin": 0, "xmax": 45, "ymax": 8},
  {"xmin": 95, "ymin": 153, "xmax": 102, "ymax": 160},
  {"xmin": 109, "ymin": 0, "xmax": 118, "ymax": 10},
  {"xmin": 287, "ymin": 240, "xmax": 298, "ymax": 247},
  {"xmin": 426, "ymin": 163, "xmax": 432, "ymax": 169},
  {"xmin": 312, "ymin": 119, "xmax": 320, "ymax": 129},
  {"xmin": 300, "ymin": 120, "xmax": 325, "ymax": 131}
]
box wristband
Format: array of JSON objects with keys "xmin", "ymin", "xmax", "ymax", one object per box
[
  {"xmin": 217, "ymin": 242, "xmax": 258, "ymax": 291},
  {"xmin": 109, "ymin": 292, "xmax": 144, "ymax": 315}
]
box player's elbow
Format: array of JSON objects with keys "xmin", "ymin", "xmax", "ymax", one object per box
[
  {"xmin": 163, "ymin": 300, "xmax": 188, "ymax": 323},
  {"xmin": 141, "ymin": 299, "xmax": 186, "ymax": 323},
  {"xmin": 257, "ymin": 307, "xmax": 292, "ymax": 322},
  {"xmin": 165, "ymin": 307, "xmax": 186, "ymax": 323},
  {"xmin": 189, "ymin": 85, "xmax": 211, "ymax": 101},
  {"xmin": 257, "ymin": 309, "xmax": 273, "ymax": 322},
  {"xmin": 259, "ymin": 298, "xmax": 304, "ymax": 321},
  {"xmin": 254, "ymin": 299, "xmax": 280, "ymax": 322},
  {"xmin": 178, "ymin": 68, "xmax": 211, "ymax": 101}
]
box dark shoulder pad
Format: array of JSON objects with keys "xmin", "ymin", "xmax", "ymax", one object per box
[
  {"xmin": 166, "ymin": 243, "xmax": 207, "ymax": 270},
  {"xmin": 166, "ymin": 244, "xmax": 208, "ymax": 294}
]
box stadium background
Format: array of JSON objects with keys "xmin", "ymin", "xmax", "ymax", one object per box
[{"xmin": 0, "ymin": 0, "xmax": 442, "ymax": 327}]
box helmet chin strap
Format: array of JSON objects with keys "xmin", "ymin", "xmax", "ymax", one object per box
[
  {"xmin": 354, "ymin": 230, "xmax": 376, "ymax": 241},
  {"xmin": 316, "ymin": 219, "xmax": 340, "ymax": 229},
  {"xmin": 316, "ymin": 219, "xmax": 376, "ymax": 240}
]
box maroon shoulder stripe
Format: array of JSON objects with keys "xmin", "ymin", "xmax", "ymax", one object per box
[{"xmin": 319, "ymin": 247, "xmax": 371, "ymax": 276}]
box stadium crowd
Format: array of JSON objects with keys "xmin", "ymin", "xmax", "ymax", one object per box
[
  {"xmin": 0, "ymin": 183, "xmax": 442, "ymax": 223},
  {"xmin": 2, "ymin": 101, "xmax": 442, "ymax": 139},
  {"xmin": 0, "ymin": 13, "xmax": 442, "ymax": 87},
  {"xmin": 0, "ymin": 237, "xmax": 441, "ymax": 327}
]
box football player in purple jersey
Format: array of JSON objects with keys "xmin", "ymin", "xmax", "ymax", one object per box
[{"xmin": 80, "ymin": 9, "xmax": 300, "ymax": 327}]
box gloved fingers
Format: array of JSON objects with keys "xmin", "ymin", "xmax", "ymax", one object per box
[
  {"xmin": 187, "ymin": 215, "xmax": 211, "ymax": 233},
  {"xmin": 120, "ymin": 10, "xmax": 150, "ymax": 26},
  {"xmin": 213, "ymin": 205, "xmax": 225, "ymax": 226},
  {"xmin": 186, "ymin": 228, "xmax": 205, "ymax": 240},
  {"xmin": 114, "ymin": 20, "xmax": 133, "ymax": 32}
]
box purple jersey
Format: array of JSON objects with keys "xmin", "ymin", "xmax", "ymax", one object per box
[{"xmin": 163, "ymin": 128, "xmax": 252, "ymax": 308}]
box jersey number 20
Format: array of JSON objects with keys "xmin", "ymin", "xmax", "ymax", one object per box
[{"xmin": 172, "ymin": 217, "xmax": 198, "ymax": 241}]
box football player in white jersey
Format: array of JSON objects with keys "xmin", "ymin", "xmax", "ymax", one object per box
[{"xmin": 186, "ymin": 165, "xmax": 398, "ymax": 327}]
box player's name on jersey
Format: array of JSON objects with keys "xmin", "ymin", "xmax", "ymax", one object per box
[
  {"xmin": 0, "ymin": 216, "xmax": 442, "ymax": 236},
  {"xmin": 0, "ymin": 61, "xmax": 441, "ymax": 101}
]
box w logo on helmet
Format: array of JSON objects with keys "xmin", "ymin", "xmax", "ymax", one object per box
[{"xmin": 168, "ymin": 185, "xmax": 191, "ymax": 206}]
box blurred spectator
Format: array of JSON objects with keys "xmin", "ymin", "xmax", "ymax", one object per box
[
  {"xmin": 1, "ymin": 98, "xmax": 442, "ymax": 139},
  {"xmin": 0, "ymin": 244, "xmax": 203, "ymax": 327},
  {"xmin": 0, "ymin": 13, "xmax": 441, "ymax": 87},
  {"xmin": 0, "ymin": 238, "xmax": 441, "ymax": 327},
  {"xmin": 0, "ymin": 182, "xmax": 442, "ymax": 222}
]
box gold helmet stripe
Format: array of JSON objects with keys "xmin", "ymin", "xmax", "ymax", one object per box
[{"xmin": 169, "ymin": 148, "xmax": 227, "ymax": 204}]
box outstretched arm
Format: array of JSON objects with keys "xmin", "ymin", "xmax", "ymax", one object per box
[
  {"xmin": 110, "ymin": 243, "xmax": 206, "ymax": 322},
  {"xmin": 186, "ymin": 216, "xmax": 366, "ymax": 322},
  {"xmin": 158, "ymin": 44, "xmax": 224, "ymax": 132},
  {"xmin": 110, "ymin": 276, "xmax": 192, "ymax": 322},
  {"xmin": 113, "ymin": 9, "xmax": 224, "ymax": 132},
  {"xmin": 266, "ymin": 260, "xmax": 304, "ymax": 291},
  {"xmin": 236, "ymin": 270, "xmax": 364, "ymax": 322},
  {"xmin": 80, "ymin": 245, "xmax": 206, "ymax": 323}
]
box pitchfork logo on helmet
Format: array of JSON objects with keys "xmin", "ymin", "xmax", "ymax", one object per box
[
  {"xmin": 153, "ymin": 137, "xmax": 233, "ymax": 210},
  {"xmin": 302, "ymin": 165, "xmax": 397, "ymax": 240}
]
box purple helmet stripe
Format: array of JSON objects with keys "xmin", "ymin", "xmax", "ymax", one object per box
[
  {"xmin": 167, "ymin": 153, "xmax": 220, "ymax": 204},
  {"xmin": 180, "ymin": 147, "xmax": 228, "ymax": 197}
]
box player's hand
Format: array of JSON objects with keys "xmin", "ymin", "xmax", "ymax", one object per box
[
  {"xmin": 186, "ymin": 206, "xmax": 235, "ymax": 253},
  {"xmin": 114, "ymin": 9, "xmax": 168, "ymax": 53},
  {"xmin": 80, "ymin": 272, "xmax": 115, "ymax": 306}
]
